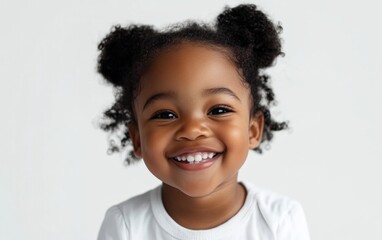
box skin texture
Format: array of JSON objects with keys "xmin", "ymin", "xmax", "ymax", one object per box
[{"xmin": 128, "ymin": 42, "xmax": 264, "ymax": 229}]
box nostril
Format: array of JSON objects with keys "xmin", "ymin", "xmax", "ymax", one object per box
[
  {"xmin": 174, "ymin": 123, "xmax": 210, "ymax": 141},
  {"xmin": 175, "ymin": 134, "xmax": 208, "ymax": 141}
]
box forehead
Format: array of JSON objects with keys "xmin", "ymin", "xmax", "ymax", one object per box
[
  {"xmin": 133, "ymin": 42, "xmax": 254, "ymax": 115},
  {"xmin": 140, "ymin": 42, "xmax": 244, "ymax": 90}
]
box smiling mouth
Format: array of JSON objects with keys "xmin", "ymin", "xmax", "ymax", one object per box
[{"xmin": 171, "ymin": 152, "xmax": 221, "ymax": 164}]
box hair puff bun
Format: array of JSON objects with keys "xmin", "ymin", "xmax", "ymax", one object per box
[
  {"xmin": 97, "ymin": 25, "xmax": 157, "ymax": 87},
  {"xmin": 216, "ymin": 4, "xmax": 283, "ymax": 68}
]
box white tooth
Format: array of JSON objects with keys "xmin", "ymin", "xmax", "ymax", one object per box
[
  {"xmin": 202, "ymin": 153, "xmax": 208, "ymax": 159},
  {"xmin": 181, "ymin": 156, "xmax": 186, "ymax": 161},
  {"xmin": 187, "ymin": 155, "xmax": 194, "ymax": 162},
  {"xmin": 208, "ymin": 153, "xmax": 214, "ymax": 158},
  {"xmin": 195, "ymin": 154, "xmax": 202, "ymax": 162}
]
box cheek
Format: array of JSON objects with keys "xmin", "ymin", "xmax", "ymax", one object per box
[
  {"xmin": 139, "ymin": 126, "xmax": 172, "ymax": 171},
  {"xmin": 220, "ymin": 119, "xmax": 249, "ymax": 143},
  {"xmin": 140, "ymin": 138, "xmax": 165, "ymax": 179},
  {"xmin": 217, "ymin": 120, "xmax": 250, "ymax": 161}
]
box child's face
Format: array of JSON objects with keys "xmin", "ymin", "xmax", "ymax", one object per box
[{"xmin": 128, "ymin": 42, "xmax": 263, "ymax": 197}]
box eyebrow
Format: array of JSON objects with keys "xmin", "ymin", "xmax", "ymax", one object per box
[
  {"xmin": 202, "ymin": 87, "xmax": 241, "ymax": 102},
  {"xmin": 142, "ymin": 87, "xmax": 241, "ymax": 111},
  {"xmin": 143, "ymin": 92, "xmax": 177, "ymax": 111}
]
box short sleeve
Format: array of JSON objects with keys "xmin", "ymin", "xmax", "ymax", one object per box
[
  {"xmin": 276, "ymin": 202, "xmax": 311, "ymax": 240},
  {"xmin": 97, "ymin": 205, "xmax": 129, "ymax": 240}
]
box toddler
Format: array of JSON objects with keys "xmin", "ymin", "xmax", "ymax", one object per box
[{"xmin": 96, "ymin": 4, "xmax": 310, "ymax": 240}]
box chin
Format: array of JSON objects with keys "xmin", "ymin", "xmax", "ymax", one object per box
[
  {"xmin": 181, "ymin": 189, "xmax": 210, "ymax": 198},
  {"xmin": 175, "ymin": 181, "xmax": 220, "ymax": 198}
]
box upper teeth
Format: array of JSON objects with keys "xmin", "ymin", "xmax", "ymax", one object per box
[{"xmin": 174, "ymin": 152, "xmax": 216, "ymax": 163}]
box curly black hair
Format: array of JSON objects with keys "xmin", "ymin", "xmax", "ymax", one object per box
[{"xmin": 96, "ymin": 4, "xmax": 288, "ymax": 165}]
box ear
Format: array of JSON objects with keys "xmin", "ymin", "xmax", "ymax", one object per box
[
  {"xmin": 127, "ymin": 122, "xmax": 142, "ymax": 159},
  {"xmin": 248, "ymin": 112, "xmax": 264, "ymax": 149}
]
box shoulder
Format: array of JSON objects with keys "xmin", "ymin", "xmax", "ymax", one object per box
[
  {"xmin": 243, "ymin": 182, "xmax": 311, "ymax": 239},
  {"xmin": 253, "ymin": 185, "xmax": 303, "ymax": 229},
  {"xmin": 97, "ymin": 186, "xmax": 160, "ymax": 240},
  {"xmin": 115, "ymin": 186, "xmax": 155, "ymax": 217}
]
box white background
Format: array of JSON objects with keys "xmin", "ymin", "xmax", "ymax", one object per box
[{"xmin": 1, "ymin": 0, "xmax": 381, "ymax": 239}]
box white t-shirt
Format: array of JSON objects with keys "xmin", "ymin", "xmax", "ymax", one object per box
[{"xmin": 97, "ymin": 182, "xmax": 310, "ymax": 240}]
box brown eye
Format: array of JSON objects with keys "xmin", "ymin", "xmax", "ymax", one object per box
[
  {"xmin": 208, "ymin": 105, "xmax": 234, "ymax": 115},
  {"xmin": 151, "ymin": 110, "xmax": 177, "ymax": 119}
]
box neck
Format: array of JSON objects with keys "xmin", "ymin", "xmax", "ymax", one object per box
[{"xmin": 161, "ymin": 177, "xmax": 247, "ymax": 230}]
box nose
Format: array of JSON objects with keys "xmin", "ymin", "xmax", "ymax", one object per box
[{"xmin": 174, "ymin": 116, "xmax": 210, "ymax": 141}]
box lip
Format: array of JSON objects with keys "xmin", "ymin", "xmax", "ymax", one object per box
[
  {"xmin": 170, "ymin": 152, "xmax": 222, "ymax": 171},
  {"xmin": 167, "ymin": 146, "xmax": 223, "ymax": 158}
]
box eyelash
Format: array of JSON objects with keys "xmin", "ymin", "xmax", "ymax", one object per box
[
  {"xmin": 150, "ymin": 105, "xmax": 234, "ymax": 120},
  {"xmin": 208, "ymin": 105, "xmax": 234, "ymax": 115},
  {"xmin": 150, "ymin": 110, "xmax": 177, "ymax": 120}
]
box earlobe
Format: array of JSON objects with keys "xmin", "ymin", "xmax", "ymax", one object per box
[
  {"xmin": 248, "ymin": 112, "xmax": 264, "ymax": 149},
  {"xmin": 127, "ymin": 122, "xmax": 142, "ymax": 159}
]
